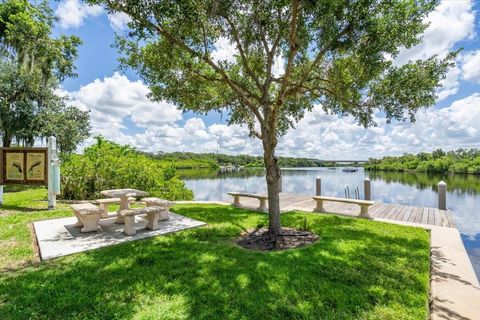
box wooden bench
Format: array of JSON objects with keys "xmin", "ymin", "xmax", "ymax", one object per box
[
  {"xmin": 227, "ymin": 192, "xmax": 268, "ymax": 211},
  {"xmin": 312, "ymin": 196, "xmax": 375, "ymax": 218},
  {"xmin": 71, "ymin": 203, "xmax": 104, "ymax": 233},
  {"xmin": 118, "ymin": 206, "xmax": 166, "ymax": 235},
  {"xmin": 142, "ymin": 197, "xmax": 171, "ymax": 221},
  {"xmin": 96, "ymin": 197, "xmax": 135, "ymax": 218}
]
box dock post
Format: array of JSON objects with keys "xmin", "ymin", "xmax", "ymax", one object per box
[
  {"xmin": 316, "ymin": 177, "xmax": 321, "ymax": 196},
  {"xmin": 364, "ymin": 177, "xmax": 371, "ymax": 200},
  {"xmin": 438, "ymin": 181, "xmax": 447, "ymax": 210},
  {"xmin": 278, "ymin": 175, "xmax": 282, "ymax": 193}
]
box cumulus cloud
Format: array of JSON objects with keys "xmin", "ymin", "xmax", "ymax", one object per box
[
  {"xmin": 462, "ymin": 49, "xmax": 480, "ymax": 83},
  {"xmin": 107, "ymin": 12, "xmax": 131, "ymax": 32},
  {"xmin": 56, "ymin": 0, "xmax": 131, "ymax": 31},
  {"xmin": 274, "ymin": 93, "xmax": 480, "ymax": 159},
  {"xmin": 394, "ymin": 0, "xmax": 476, "ymax": 101},
  {"xmin": 211, "ymin": 37, "xmax": 238, "ymax": 64},
  {"xmin": 62, "ymin": 73, "xmax": 182, "ymax": 141},
  {"xmin": 437, "ymin": 65, "xmax": 461, "ymax": 101},
  {"xmin": 395, "ymin": 0, "xmax": 476, "ymax": 65},
  {"xmin": 55, "ymin": 0, "xmax": 103, "ymax": 29},
  {"xmin": 63, "ymin": 75, "xmax": 480, "ymax": 160}
]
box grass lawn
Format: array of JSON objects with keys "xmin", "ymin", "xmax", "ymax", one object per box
[{"xmin": 0, "ymin": 188, "xmax": 430, "ymax": 319}]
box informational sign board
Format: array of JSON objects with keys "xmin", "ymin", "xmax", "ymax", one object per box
[{"xmin": 0, "ymin": 148, "xmax": 48, "ymax": 185}]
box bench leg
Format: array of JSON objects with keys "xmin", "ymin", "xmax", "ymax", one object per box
[
  {"xmin": 313, "ymin": 200, "xmax": 325, "ymax": 212},
  {"xmin": 99, "ymin": 203, "xmax": 109, "ymax": 219},
  {"xmin": 123, "ymin": 216, "xmax": 136, "ymax": 235},
  {"xmin": 146, "ymin": 212, "xmax": 159, "ymax": 230},
  {"xmin": 358, "ymin": 205, "xmax": 370, "ymax": 218},
  {"xmin": 115, "ymin": 196, "xmax": 130, "ymax": 224},
  {"xmin": 258, "ymin": 199, "xmax": 267, "ymax": 211},
  {"xmin": 232, "ymin": 195, "xmax": 240, "ymax": 206},
  {"xmin": 159, "ymin": 207, "xmax": 170, "ymax": 221},
  {"xmin": 80, "ymin": 214, "xmax": 101, "ymax": 233},
  {"xmin": 73, "ymin": 210, "xmax": 83, "ymax": 227}
]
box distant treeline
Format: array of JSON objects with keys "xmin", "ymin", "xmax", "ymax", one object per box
[
  {"xmin": 146, "ymin": 151, "xmax": 343, "ymax": 169},
  {"xmin": 364, "ymin": 149, "xmax": 480, "ymax": 174}
]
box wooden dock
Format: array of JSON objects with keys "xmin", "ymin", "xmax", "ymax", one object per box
[{"xmin": 228, "ymin": 193, "xmax": 456, "ymax": 228}]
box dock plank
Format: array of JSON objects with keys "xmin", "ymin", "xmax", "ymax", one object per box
[
  {"xmin": 378, "ymin": 204, "xmax": 395, "ymax": 219},
  {"xmin": 414, "ymin": 207, "xmax": 424, "ymax": 223},
  {"xmin": 446, "ymin": 211, "xmax": 456, "ymax": 228},
  {"xmin": 401, "ymin": 206, "xmax": 415, "ymax": 222},
  {"xmin": 428, "ymin": 208, "xmax": 435, "ymax": 225},
  {"xmin": 421, "ymin": 207, "xmax": 428, "ymax": 224}
]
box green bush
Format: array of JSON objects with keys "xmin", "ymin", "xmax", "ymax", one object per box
[{"xmin": 61, "ymin": 137, "xmax": 194, "ymax": 200}]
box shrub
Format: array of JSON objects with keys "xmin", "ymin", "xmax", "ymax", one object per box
[{"xmin": 61, "ymin": 137, "xmax": 194, "ymax": 200}]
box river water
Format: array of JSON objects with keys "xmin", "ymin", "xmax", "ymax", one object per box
[{"xmin": 180, "ymin": 167, "xmax": 480, "ymax": 279}]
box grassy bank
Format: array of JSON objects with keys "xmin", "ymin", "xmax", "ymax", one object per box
[{"xmin": 0, "ymin": 188, "xmax": 430, "ymax": 319}]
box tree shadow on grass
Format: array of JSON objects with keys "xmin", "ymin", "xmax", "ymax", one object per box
[
  {"xmin": 0, "ymin": 206, "xmax": 430, "ymax": 319},
  {"xmin": 0, "ymin": 204, "xmax": 50, "ymax": 213}
]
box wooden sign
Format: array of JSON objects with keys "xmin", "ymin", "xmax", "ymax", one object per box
[{"xmin": 0, "ymin": 148, "xmax": 48, "ymax": 185}]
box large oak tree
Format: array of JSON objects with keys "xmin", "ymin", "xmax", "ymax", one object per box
[
  {"xmin": 0, "ymin": 0, "xmax": 86, "ymax": 149},
  {"xmin": 91, "ymin": 0, "xmax": 455, "ymax": 235}
]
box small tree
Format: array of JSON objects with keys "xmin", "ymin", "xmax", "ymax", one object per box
[
  {"xmin": 92, "ymin": 0, "xmax": 455, "ymax": 235},
  {"xmin": 36, "ymin": 101, "xmax": 91, "ymax": 154}
]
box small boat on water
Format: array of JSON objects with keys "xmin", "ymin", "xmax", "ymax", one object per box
[{"xmin": 342, "ymin": 168, "xmax": 358, "ymax": 172}]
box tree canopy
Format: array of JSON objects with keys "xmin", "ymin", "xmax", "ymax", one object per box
[
  {"xmin": 0, "ymin": 0, "xmax": 88, "ymax": 151},
  {"xmin": 92, "ymin": 0, "xmax": 455, "ymax": 235}
]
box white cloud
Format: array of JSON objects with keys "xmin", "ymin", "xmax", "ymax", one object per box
[
  {"xmin": 55, "ymin": 0, "xmax": 103, "ymax": 29},
  {"xmin": 62, "ymin": 73, "xmax": 182, "ymax": 141},
  {"xmin": 275, "ymin": 93, "xmax": 480, "ymax": 159},
  {"xmin": 107, "ymin": 12, "xmax": 131, "ymax": 32},
  {"xmin": 63, "ymin": 73, "xmax": 480, "ymax": 160},
  {"xmin": 437, "ymin": 65, "xmax": 461, "ymax": 101},
  {"xmin": 56, "ymin": 0, "xmax": 131, "ymax": 32},
  {"xmin": 395, "ymin": 0, "xmax": 476, "ymax": 65},
  {"xmin": 462, "ymin": 49, "xmax": 480, "ymax": 83},
  {"xmin": 393, "ymin": 0, "xmax": 476, "ymax": 101},
  {"xmin": 211, "ymin": 37, "xmax": 238, "ymax": 64}
]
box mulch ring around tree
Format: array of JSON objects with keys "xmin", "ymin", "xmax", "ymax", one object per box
[{"xmin": 237, "ymin": 227, "xmax": 319, "ymax": 251}]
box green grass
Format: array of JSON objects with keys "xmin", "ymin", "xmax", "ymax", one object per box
[{"xmin": 0, "ymin": 188, "xmax": 430, "ymax": 319}]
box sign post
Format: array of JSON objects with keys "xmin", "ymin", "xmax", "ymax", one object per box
[{"xmin": 48, "ymin": 136, "xmax": 60, "ymax": 209}]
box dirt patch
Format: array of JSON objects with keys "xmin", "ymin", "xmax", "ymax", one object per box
[{"xmin": 237, "ymin": 227, "xmax": 319, "ymax": 251}]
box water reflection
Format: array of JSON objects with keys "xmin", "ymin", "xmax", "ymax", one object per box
[{"xmin": 179, "ymin": 167, "xmax": 480, "ymax": 279}]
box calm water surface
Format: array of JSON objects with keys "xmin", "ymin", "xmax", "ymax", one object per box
[{"xmin": 180, "ymin": 167, "xmax": 480, "ymax": 279}]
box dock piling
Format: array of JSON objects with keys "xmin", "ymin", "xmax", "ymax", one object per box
[
  {"xmin": 438, "ymin": 181, "xmax": 447, "ymax": 210},
  {"xmin": 364, "ymin": 177, "xmax": 371, "ymax": 200},
  {"xmin": 316, "ymin": 177, "xmax": 321, "ymax": 196}
]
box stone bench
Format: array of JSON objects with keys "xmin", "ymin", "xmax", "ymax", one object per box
[
  {"xmin": 95, "ymin": 197, "xmax": 135, "ymax": 218},
  {"xmin": 118, "ymin": 206, "xmax": 166, "ymax": 236},
  {"xmin": 142, "ymin": 197, "xmax": 171, "ymax": 221},
  {"xmin": 71, "ymin": 203, "xmax": 104, "ymax": 233},
  {"xmin": 227, "ymin": 192, "xmax": 268, "ymax": 211},
  {"xmin": 312, "ymin": 196, "xmax": 375, "ymax": 218}
]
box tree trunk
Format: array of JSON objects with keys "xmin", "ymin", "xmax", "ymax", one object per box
[
  {"xmin": 2, "ymin": 132, "xmax": 11, "ymax": 147},
  {"xmin": 262, "ymin": 135, "xmax": 281, "ymax": 235}
]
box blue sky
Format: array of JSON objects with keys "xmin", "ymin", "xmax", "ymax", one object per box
[{"xmin": 50, "ymin": 0, "xmax": 480, "ymax": 159}]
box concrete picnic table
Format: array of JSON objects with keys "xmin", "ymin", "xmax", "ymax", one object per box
[{"xmin": 100, "ymin": 189, "xmax": 148, "ymax": 224}]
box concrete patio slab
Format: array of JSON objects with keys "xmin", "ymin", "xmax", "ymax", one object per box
[{"xmin": 33, "ymin": 212, "xmax": 206, "ymax": 260}]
